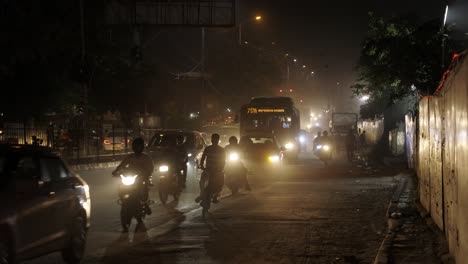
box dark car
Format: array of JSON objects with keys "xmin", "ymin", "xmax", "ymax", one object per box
[
  {"xmin": 239, "ymin": 133, "xmax": 284, "ymax": 177},
  {"xmin": 0, "ymin": 144, "xmax": 90, "ymax": 264},
  {"xmin": 147, "ymin": 130, "xmax": 208, "ymax": 178}
]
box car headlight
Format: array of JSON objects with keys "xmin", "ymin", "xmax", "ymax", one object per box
[
  {"xmin": 187, "ymin": 153, "xmax": 192, "ymax": 157},
  {"xmin": 317, "ymin": 145, "xmax": 322, "ymax": 149},
  {"xmin": 159, "ymin": 165, "xmax": 169, "ymax": 172},
  {"xmin": 299, "ymin": 136, "xmax": 306, "ymax": 143},
  {"xmin": 269, "ymin": 155, "xmax": 280, "ymax": 163},
  {"xmin": 285, "ymin": 143, "xmax": 294, "ymax": 150},
  {"xmin": 120, "ymin": 175, "xmax": 138, "ymax": 186},
  {"xmin": 229, "ymin": 152, "xmax": 239, "ymax": 162},
  {"xmin": 323, "ymin": 145, "xmax": 330, "ymax": 151}
]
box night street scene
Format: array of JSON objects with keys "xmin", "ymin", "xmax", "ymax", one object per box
[{"xmin": 2, "ymin": 0, "xmax": 468, "ymax": 263}]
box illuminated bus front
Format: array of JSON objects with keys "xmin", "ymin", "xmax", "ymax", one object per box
[{"xmin": 241, "ymin": 107, "xmax": 299, "ymax": 139}]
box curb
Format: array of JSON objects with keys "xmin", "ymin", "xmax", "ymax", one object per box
[{"xmin": 373, "ymin": 174, "xmax": 409, "ymax": 264}]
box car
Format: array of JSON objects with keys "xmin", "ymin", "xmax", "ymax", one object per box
[
  {"xmin": 102, "ymin": 130, "xmax": 132, "ymax": 151},
  {"xmin": 147, "ymin": 130, "xmax": 208, "ymax": 178},
  {"xmin": 239, "ymin": 133, "xmax": 284, "ymax": 178},
  {"xmin": 0, "ymin": 144, "xmax": 91, "ymax": 264}
]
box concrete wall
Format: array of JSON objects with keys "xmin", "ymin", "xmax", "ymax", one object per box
[
  {"xmin": 358, "ymin": 118, "xmax": 384, "ymax": 145},
  {"xmin": 414, "ymin": 52, "xmax": 468, "ymax": 262},
  {"xmin": 405, "ymin": 113, "xmax": 416, "ymax": 169}
]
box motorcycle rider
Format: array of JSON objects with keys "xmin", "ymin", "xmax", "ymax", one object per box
[
  {"xmin": 313, "ymin": 131, "xmax": 322, "ymax": 151},
  {"xmin": 112, "ymin": 138, "xmax": 154, "ymax": 226},
  {"xmin": 224, "ymin": 136, "xmax": 251, "ymax": 191},
  {"xmin": 195, "ymin": 133, "xmax": 226, "ymax": 204},
  {"xmin": 162, "ymin": 135, "xmax": 187, "ymax": 188}
]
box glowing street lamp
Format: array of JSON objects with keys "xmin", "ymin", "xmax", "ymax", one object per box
[
  {"xmin": 255, "ymin": 15, "xmax": 262, "ymax": 21},
  {"xmin": 360, "ymin": 95, "xmax": 370, "ymax": 102},
  {"xmin": 293, "ymin": 58, "xmax": 297, "ymax": 62}
]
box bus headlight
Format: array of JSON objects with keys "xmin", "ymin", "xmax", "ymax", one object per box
[
  {"xmin": 159, "ymin": 165, "xmax": 169, "ymax": 172},
  {"xmin": 317, "ymin": 145, "xmax": 322, "ymax": 150},
  {"xmin": 269, "ymin": 155, "xmax": 280, "ymax": 163},
  {"xmin": 229, "ymin": 152, "xmax": 239, "ymax": 162},
  {"xmin": 285, "ymin": 143, "xmax": 294, "ymax": 150},
  {"xmin": 323, "ymin": 145, "xmax": 330, "ymax": 151}
]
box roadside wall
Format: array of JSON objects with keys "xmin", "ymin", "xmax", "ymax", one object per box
[
  {"xmin": 405, "ymin": 113, "xmax": 416, "ymax": 169},
  {"xmin": 358, "ymin": 118, "xmax": 384, "ymax": 145},
  {"xmin": 414, "ymin": 52, "xmax": 468, "ymax": 263}
]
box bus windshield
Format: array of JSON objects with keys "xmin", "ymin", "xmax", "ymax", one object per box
[{"xmin": 243, "ymin": 114, "xmax": 293, "ymax": 131}]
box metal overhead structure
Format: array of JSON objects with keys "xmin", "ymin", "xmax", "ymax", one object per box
[{"xmin": 106, "ymin": 0, "xmax": 236, "ymax": 27}]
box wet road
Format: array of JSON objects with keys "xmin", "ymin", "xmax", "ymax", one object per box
[{"xmin": 27, "ymin": 155, "xmax": 400, "ymax": 264}]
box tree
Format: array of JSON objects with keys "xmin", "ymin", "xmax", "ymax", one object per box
[{"xmin": 352, "ymin": 12, "xmax": 462, "ymax": 110}]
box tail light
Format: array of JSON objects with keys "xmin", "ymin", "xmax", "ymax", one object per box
[{"xmin": 103, "ymin": 139, "xmax": 111, "ymax": 145}]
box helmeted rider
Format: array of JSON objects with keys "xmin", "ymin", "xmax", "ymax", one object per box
[
  {"xmin": 112, "ymin": 138, "xmax": 154, "ymax": 223},
  {"xmin": 224, "ymin": 136, "xmax": 251, "ymax": 191},
  {"xmin": 313, "ymin": 131, "xmax": 322, "ymax": 152},
  {"xmin": 162, "ymin": 134, "xmax": 187, "ymax": 187},
  {"xmin": 196, "ymin": 133, "xmax": 225, "ymax": 204}
]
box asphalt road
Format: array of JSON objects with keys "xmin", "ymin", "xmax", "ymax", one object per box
[{"xmin": 26, "ymin": 154, "xmax": 400, "ymax": 264}]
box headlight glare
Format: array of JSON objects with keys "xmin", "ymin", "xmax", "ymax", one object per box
[
  {"xmin": 285, "ymin": 143, "xmax": 294, "ymax": 150},
  {"xmin": 269, "ymin": 155, "xmax": 280, "ymax": 163},
  {"xmin": 229, "ymin": 152, "xmax": 239, "ymax": 161},
  {"xmin": 121, "ymin": 175, "xmax": 138, "ymax": 186},
  {"xmin": 159, "ymin": 165, "xmax": 169, "ymax": 172}
]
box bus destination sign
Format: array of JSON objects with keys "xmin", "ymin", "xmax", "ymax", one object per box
[{"xmin": 247, "ymin": 107, "xmax": 285, "ymax": 114}]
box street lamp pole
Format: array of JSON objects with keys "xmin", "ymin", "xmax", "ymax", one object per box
[{"xmin": 441, "ymin": 5, "xmax": 449, "ymax": 68}]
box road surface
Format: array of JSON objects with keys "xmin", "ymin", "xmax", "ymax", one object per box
[{"xmin": 27, "ymin": 155, "xmax": 399, "ymax": 264}]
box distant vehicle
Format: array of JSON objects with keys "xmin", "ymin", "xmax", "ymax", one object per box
[
  {"xmin": 239, "ymin": 133, "xmax": 284, "ymax": 177},
  {"xmin": 331, "ymin": 113, "xmax": 358, "ymax": 135},
  {"xmin": 240, "ymin": 97, "xmax": 300, "ymax": 160},
  {"xmin": 147, "ymin": 130, "xmax": 208, "ymax": 178},
  {"xmin": 0, "ymin": 144, "xmax": 90, "ymax": 264},
  {"xmin": 102, "ymin": 131, "xmax": 132, "ymax": 151}
]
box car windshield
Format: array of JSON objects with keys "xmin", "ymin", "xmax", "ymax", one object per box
[{"xmin": 149, "ymin": 133, "xmax": 190, "ymax": 147}]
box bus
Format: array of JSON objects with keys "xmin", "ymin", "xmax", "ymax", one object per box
[{"xmin": 240, "ymin": 97, "xmax": 300, "ymax": 158}]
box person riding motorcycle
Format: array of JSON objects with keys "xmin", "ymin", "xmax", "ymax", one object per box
[
  {"xmin": 224, "ymin": 136, "xmax": 251, "ymax": 191},
  {"xmin": 196, "ymin": 133, "xmax": 226, "ymax": 204},
  {"xmin": 112, "ymin": 138, "xmax": 154, "ymax": 224},
  {"xmin": 313, "ymin": 131, "xmax": 322, "ymax": 151},
  {"xmin": 161, "ymin": 135, "xmax": 187, "ymax": 188}
]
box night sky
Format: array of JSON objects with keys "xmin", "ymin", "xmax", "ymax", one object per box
[{"xmin": 239, "ymin": 0, "xmax": 463, "ymax": 112}]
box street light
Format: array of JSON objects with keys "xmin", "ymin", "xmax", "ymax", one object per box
[
  {"xmin": 441, "ymin": 5, "xmax": 449, "ymax": 68},
  {"xmin": 302, "ymin": 65, "xmax": 306, "ymax": 68},
  {"xmin": 360, "ymin": 95, "xmax": 370, "ymax": 102},
  {"xmin": 239, "ymin": 15, "xmax": 263, "ymax": 45},
  {"xmin": 293, "ymin": 58, "xmax": 297, "ymax": 62}
]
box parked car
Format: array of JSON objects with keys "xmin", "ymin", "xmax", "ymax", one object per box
[
  {"xmin": 147, "ymin": 130, "xmax": 208, "ymax": 179},
  {"xmin": 102, "ymin": 131, "xmax": 132, "ymax": 151},
  {"xmin": 0, "ymin": 144, "xmax": 91, "ymax": 263}
]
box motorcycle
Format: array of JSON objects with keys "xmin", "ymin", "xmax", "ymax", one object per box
[
  {"xmin": 225, "ymin": 151, "xmax": 247, "ymax": 195},
  {"xmin": 115, "ymin": 169, "xmax": 152, "ymax": 231},
  {"xmin": 157, "ymin": 161, "xmax": 184, "ymax": 204},
  {"xmin": 314, "ymin": 143, "xmax": 332, "ymax": 166}
]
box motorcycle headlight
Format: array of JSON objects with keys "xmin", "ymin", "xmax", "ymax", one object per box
[
  {"xmin": 299, "ymin": 136, "xmax": 306, "ymax": 143},
  {"xmin": 159, "ymin": 165, "xmax": 169, "ymax": 172},
  {"xmin": 269, "ymin": 155, "xmax": 280, "ymax": 163},
  {"xmin": 323, "ymin": 145, "xmax": 330, "ymax": 151},
  {"xmin": 229, "ymin": 152, "xmax": 239, "ymax": 162},
  {"xmin": 187, "ymin": 153, "xmax": 192, "ymax": 157},
  {"xmin": 285, "ymin": 142, "xmax": 294, "ymax": 150},
  {"xmin": 317, "ymin": 145, "xmax": 322, "ymax": 150},
  {"xmin": 120, "ymin": 175, "xmax": 138, "ymax": 186}
]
